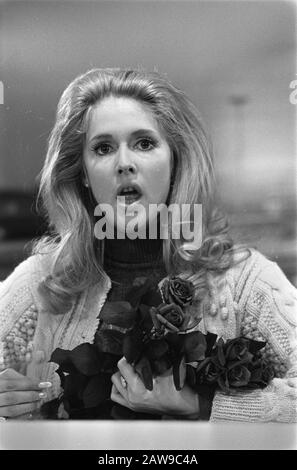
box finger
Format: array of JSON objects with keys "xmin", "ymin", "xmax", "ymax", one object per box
[
  {"xmin": 0, "ymin": 401, "xmax": 40, "ymax": 418},
  {"xmin": 0, "ymin": 369, "xmax": 52, "ymax": 392},
  {"xmin": 0, "ymin": 377, "xmax": 42, "ymax": 393},
  {"xmin": 0, "ymin": 368, "xmax": 42, "ymax": 389},
  {"xmin": 110, "ymin": 384, "xmax": 130, "ymax": 408},
  {"xmin": 0, "ymin": 368, "xmax": 21, "ymax": 378},
  {"xmin": 111, "ymin": 372, "xmax": 128, "ymax": 398},
  {"xmin": 0, "ymin": 390, "xmax": 47, "ymax": 407},
  {"xmin": 117, "ymin": 357, "xmax": 137, "ymax": 383}
]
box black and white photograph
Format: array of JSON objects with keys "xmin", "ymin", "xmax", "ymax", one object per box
[{"xmin": 0, "ymin": 0, "xmax": 296, "ymax": 453}]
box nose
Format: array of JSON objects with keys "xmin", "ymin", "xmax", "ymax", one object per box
[{"xmin": 116, "ymin": 145, "xmax": 137, "ymax": 176}]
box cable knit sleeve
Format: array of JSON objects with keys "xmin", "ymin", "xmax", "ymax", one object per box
[
  {"xmin": 0, "ymin": 255, "xmax": 45, "ymax": 372},
  {"xmin": 210, "ymin": 257, "xmax": 297, "ymax": 422}
]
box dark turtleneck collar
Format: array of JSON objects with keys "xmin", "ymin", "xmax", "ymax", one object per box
[{"xmin": 103, "ymin": 237, "xmax": 163, "ymax": 266}]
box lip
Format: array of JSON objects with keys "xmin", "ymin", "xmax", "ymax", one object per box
[{"xmin": 116, "ymin": 182, "xmax": 143, "ymax": 198}]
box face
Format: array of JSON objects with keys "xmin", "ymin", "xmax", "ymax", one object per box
[{"xmin": 83, "ymin": 96, "xmax": 171, "ymax": 234}]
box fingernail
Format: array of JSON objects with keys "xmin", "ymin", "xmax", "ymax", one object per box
[
  {"xmin": 39, "ymin": 392, "xmax": 47, "ymax": 399},
  {"xmin": 38, "ymin": 381, "xmax": 52, "ymax": 389}
]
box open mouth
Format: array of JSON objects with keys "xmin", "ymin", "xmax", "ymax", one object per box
[{"xmin": 116, "ymin": 185, "xmax": 143, "ymax": 205}]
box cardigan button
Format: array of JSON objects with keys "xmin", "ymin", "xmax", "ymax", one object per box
[
  {"xmin": 221, "ymin": 307, "xmax": 229, "ymax": 320},
  {"xmin": 27, "ymin": 328, "xmax": 35, "ymax": 337},
  {"xmin": 209, "ymin": 303, "xmax": 217, "ymax": 316}
]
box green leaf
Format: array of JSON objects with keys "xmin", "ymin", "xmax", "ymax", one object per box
[
  {"xmin": 145, "ymin": 339, "xmax": 169, "ymax": 361},
  {"xmin": 95, "ymin": 329, "xmax": 124, "ymax": 356},
  {"xmin": 63, "ymin": 373, "xmax": 88, "ymax": 408},
  {"xmin": 95, "ymin": 351, "xmax": 120, "ymax": 374},
  {"xmin": 123, "ymin": 326, "xmax": 144, "ymax": 364},
  {"xmin": 165, "ymin": 333, "xmax": 185, "ymax": 357},
  {"xmin": 173, "ymin": 355, "xmax": 186, "ymax": 391},
  {"xmin": 205, "ymin": 332, "xmax": 218, "ymax": 356},
  {"xmin": 83, "ymin": 374, "xmax": 112, "ymax": 408},
  {"xmin": 217, "ymin": 374, "xmax": 230, "ymax": 393},
  {"xmin": 69, "ymin": 343, "xmax": 101, "ymax": 376},
  {"xmin": 50, "ymin": 348, "xmax": 77, "ymax": 374},
  {"xmin": 184, "ymin": 331, "xmax": 207, "ymax": 362},
  {"xmin": 152, "ymin": 356, "xmax": 172, "ymax": 375},
  {"xmin": 138, "ymin": 304, "xmax": 154, "ymax": 331},
  {"xmin": 135, "ymin": 356, "xmax": 153, "ymax": 391},
  {"xmin": 186, "ymin": 364, "xmax": 197, "ymax": 389},
  {"xmin": 247, "ymin": 338, "xmax": 267, "ymax": 355}
]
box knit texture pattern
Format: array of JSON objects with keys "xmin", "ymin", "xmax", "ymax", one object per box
[{"xmin": 0, "ymin": 249, "xmax": 296, "ymax": 422}]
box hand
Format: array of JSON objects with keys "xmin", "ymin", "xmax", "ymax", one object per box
[
  {"xmin": 0, "ymin": 368, "xmax": 51, "ymax": 420},
  {"xmin": 111, "ymin": 357, "xmax": 199, "ymax": 417}
]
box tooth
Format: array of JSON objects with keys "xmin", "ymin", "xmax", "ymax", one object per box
[{"xmin": 122, "ymin": 187, "xmax": 136, "ymax": 193}]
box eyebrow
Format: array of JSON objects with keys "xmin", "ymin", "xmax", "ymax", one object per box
[{"xmin": 88, "ymin": 128, "xmax": 159, "ymax": 143}]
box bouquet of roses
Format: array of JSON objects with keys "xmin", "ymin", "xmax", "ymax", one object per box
[{"xmin": 41, "ymin": 276, "xmax": 274, "ymax": 420}]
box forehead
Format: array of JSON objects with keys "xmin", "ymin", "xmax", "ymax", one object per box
[{"xmin": 86, "ymin": 96, "xmax": 161, "ymax": 138}]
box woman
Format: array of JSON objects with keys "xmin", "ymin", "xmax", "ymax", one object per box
[{"xmin": 0, "ymin": 68, "xmax": 296, "ymax": 421}]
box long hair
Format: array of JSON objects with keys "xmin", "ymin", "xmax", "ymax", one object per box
[{"xmin": 33, "ymin": 68, "xmax": 243, "ymax": 314}]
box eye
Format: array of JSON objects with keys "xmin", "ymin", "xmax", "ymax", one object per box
[
  {"xmin": 92, "ymin": 142, "xmax": 114, "ymax": 156},
  {"xmin": 135, "ymin": 138, "xmax": 157, "ymax": 151}
]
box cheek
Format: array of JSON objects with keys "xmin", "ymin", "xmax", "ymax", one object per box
[
  {"xmin": 87, "ymin": 166, "xmax": 113, "ymax": 203},
  {"xmin": 148, "ymin": 159, "xmax": 171, "ymax": 199}
]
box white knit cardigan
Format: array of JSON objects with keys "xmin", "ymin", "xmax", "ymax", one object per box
[{"xmin": 0, "ymin": 249, "xmax": 296, "ymax": 422}]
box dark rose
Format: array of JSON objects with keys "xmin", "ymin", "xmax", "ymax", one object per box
[
  {"xmin": 161, "ymin": 276, "xmax": 194, "ymax": 308},
  {"xmin": 216, "ymin": 365, "xmax": 251, "ymax": 393},
  {"xmin": 226, "ymin": 364, "xmax": 251, "ymax": 388},
  {"xmin": 224, "ymin": 338, "xmax": 253, "ymax": 363},
  {"xmin": 251, "ymin": 361, "xmax": 274, "ymax": 387},
  {"xmin": 157, "ymin": 303, "xmax": 184, "ymax": 328},
  {"xmin": 196, "ymin": 357, "xmax": 222, "ymax": 385}
]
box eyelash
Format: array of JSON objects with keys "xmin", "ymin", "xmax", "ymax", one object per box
[{"xmin": 92, "ymin": 138, "xmax": 158, "ymax": 156}]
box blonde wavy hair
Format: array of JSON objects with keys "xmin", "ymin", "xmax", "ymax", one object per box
[{"xmin": 33, "ymin": 68, "xmax": 246, "ymax": 314}]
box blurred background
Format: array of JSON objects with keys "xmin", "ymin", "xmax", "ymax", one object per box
[{"xmin": 0, "ymin": 0, "xmax": 296, "ymax": 284}]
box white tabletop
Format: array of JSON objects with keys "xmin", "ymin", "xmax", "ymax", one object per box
[{"xmin": 0, "ymin": 421, "xmax": 296, "ymax": 450}]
